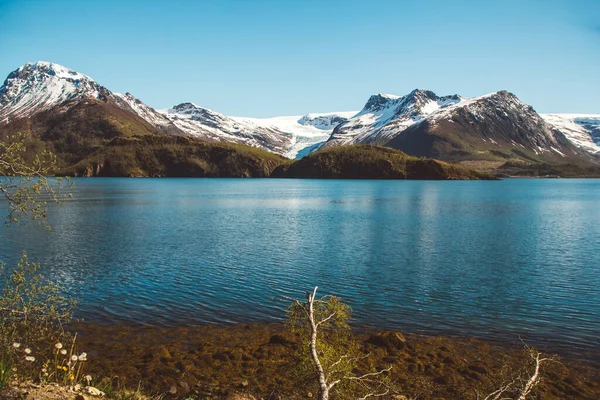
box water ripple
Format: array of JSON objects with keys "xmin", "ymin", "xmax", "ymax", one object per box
[{"xmin": 1, "ymin": 178, "xmax": 599, "ymax": 364}]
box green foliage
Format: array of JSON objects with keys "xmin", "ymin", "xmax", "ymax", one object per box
[
  {"xmin": 60, "ymin": 135, "xmax": 291, "ymax": 178},
  {"xmin": 0, "ymin": 252, "xmax": 76, "ymax": 381},
  {"xmin": 0, "ymin": 133, "xmax": 72, "ymax": 227},
  {"xmin": 0, "ymin": 358, "xmax": 11, "ymax": 390},
  {"xmin": 99, "ymin": 380, "xmax": 154, "ymax": 400},
  {"xmin": 498, "ymin": 160, "xmax": 600, "ymax": 178},
  {"xmin": 287, "ymin": 292, "xmax": 393, "ymax": 399},
  {"xmin": 275, "ymin": 144, "xmax": 494, "ymax": 180}
]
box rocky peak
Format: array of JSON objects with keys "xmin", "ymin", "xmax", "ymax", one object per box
[
  {"xmin": 362, "ymin": 93, "xmax": 400, "ymax": 112},
  {"xmin": 0, "ymin": 61, "xmax": 108, "ymax": 120}
]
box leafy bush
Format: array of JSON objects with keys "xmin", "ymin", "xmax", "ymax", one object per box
[
  {"xmin": 0, "ymin": 133, "xmax": 72, "ymax": 227},
  {"xmin": 0, "ymin": 252, "xmax": 76, "ymax": 382}
]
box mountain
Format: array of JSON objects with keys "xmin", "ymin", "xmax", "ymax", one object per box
[
  {"xmin": 321, "ymin": 89, "xmax": 599, "ymax": 173},
  {"xmin": 323, "ymin": 90, "xmax": 465, "ymax": 148},
  {"xmin": 0, "ymin": 62, "xmax": 171, "ymax": 164},
  {"xmin": 0, "ymin": 61, "xmax": 353, "ymax": 159},
  {"xmin": 0, "ymin": 61, "xmax": 112, "ymax": 120},
  {"xmin": 1, "ymin": 62, "xmax": 598, "ymax": 176},
  {"xmin": 157, "ymin": 102, "xmax": 295, "ymax": 156},
  {"xmin": 385, "ymin": 91, "xmax": 596, "ymax": 166},
  {"xmin": 158, "ymin": 107, "xmax": 355, "ymax": 159}
]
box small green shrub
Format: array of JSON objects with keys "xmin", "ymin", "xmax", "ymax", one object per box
[
  {"xmin": 0, "ymin": 358, "xmax": 11, "ymax": 390},
  {"xmin": 0, "ymin": 252, "xmax": 77, "ymax": 382}
]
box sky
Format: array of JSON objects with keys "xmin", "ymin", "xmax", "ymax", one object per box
[{"xmin": 0, "ymin": 0, "xmax": 598, "ymax": 117}]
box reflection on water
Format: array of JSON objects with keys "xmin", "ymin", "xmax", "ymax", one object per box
[{"xmin": 1, "ymin": 178, "xmax": 599, "ymax": 363}]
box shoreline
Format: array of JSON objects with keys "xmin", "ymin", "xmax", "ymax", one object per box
[{"xmin": 68, "ymin": 321, "xmax": 600, "ymax": 399}]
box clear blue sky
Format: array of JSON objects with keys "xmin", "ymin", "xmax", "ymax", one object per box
[{"xmin": 0, "ymin": 0, "xmax": 598, "ymax": 117}]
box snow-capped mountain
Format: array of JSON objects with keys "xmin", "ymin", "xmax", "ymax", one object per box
[
  {"xmin": 0, "ymin": 62, "xmax": 175, "ymax": 130},
  {"xmin": 158, "ymin": 103, "xmax": 295, "ymax": 155},
  {"xmin": 542, "ymin": 114, "xmax": 600, "ymax": 156},
  {"xmin": 0, "ymin": 61, "xmax": 113, "ymax": 122},
  {"xmin": 323, "ymin": 89, "xmax": 465, "ymax": 148},
  {"xmin": 383, "ymin": 90, "xmax": 584, "ymax": 163},
  {"xmin": 0, "ymin": 61, "xmax": 353, "ymax": 158},
  {"xmin": 1, "ymin": 62, "xmax": 597, "ymax": 168},
  {"xmin": 112, "ymin": 92, "xmax": 180, "ymax": 133},
  {"xmin": 322, "ymin": 89, "xmax": 599, "ymax": 166},
  {"xmin": 158, "ymin": 106, "xmax": 355, "ymax": 158}
]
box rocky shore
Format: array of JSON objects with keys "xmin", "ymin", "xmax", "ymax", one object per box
[{"xmin": 59, "ymin": 322, "xmax": 599, "ymax": 400}]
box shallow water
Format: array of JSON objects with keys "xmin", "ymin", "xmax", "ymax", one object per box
[{"xmin": 1, "ymin": 178, "xmax": 599, "ymax": 362}]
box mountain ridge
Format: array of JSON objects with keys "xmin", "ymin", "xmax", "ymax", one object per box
[{"xmin": 1, "ymin": 61, "xmax": 598, "ymax": 175}]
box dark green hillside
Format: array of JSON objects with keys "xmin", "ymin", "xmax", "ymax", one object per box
[
  {"xmin": 274, "ymin": 145, "xmax": 494, "ymax": 180},
  {"xmin": 59, "ymin": 135, "xmax": 291, "ymax": 177},
  {"xmin": 497, "ymin": 161, "xmax": 600, "ymax": 178},
  {"xmin": 0, "ymin": 99, "xmax": 160, "ymax": 165}
]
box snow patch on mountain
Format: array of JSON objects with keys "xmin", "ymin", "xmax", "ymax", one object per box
[
  {"xmin": 325, "ymin": 89, "xmax": 466, "ymax": 147},
  {"xmin": 158, "ymin": 103, "xmax": 294, "ymax": 155},
  {"xmin": 232, "ymin": 112, "xmax": 356, "ymax": 158},
  {"xmin": 114, "ymin": 92, "xmax": 174, "ymax": 129},
  {"xmin": 542, "ymin": 114, "xmax": 600, "ymax": 155}
]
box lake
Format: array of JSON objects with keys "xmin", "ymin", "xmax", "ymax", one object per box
[{"xmin": 1, "ymin": 178, "xmax": 599, "ymax": 363}]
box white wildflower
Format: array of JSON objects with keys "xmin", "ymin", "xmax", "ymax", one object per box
[
  {"xmin": 55, "ymin": 342, "xmax": 63, "ymax": 349},
  {"xmin": 71, "ymin": 355, "xmax": 78, "ymax": 361},
  {"xmin": 12, "ymin": 342, "xmax": 21, "ymax": 348},
  {"xmin": 78, "ymin": 352, "xmax": 87, "ymax": 361},
  {"xmin": 25, "ymin": 356, "xmax": 35, "ymax": 362},
  {"xmin": 24, "ymin": 348, "xmax": 31, "ymax": 354},
  {"xmin": 60, "ymin": 349, "xmax": 67, "ymax": 355},
  {"xmin": 84, "ymin": 375, "xmax": 92, "ymax": 383}
]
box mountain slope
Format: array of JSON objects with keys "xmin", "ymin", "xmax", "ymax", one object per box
[
  {"xmin": 0, "ymin": 62, "xmax": 174, "ymax": 166},
  {"xmin": 323, "ymin": 90, "xmax": 465, "ymax": 148},
  {"xmin": 385, "ymin": 91, "xmax": 589, "ymax": 165},
  {"xmin": 0, "ymin": 62, "xmax": 333, "ymax": 159},
  {"xmin": 0, "ymin": 98, "xmax": 162, "ymax": 165},
  {"xmin": 158, "ymin": 103, "xmax": 295, "ymax": 156},
  {"xmin": 59, "ymin": 135, "xmax": 290, "ymax": 178},
  {"xmin": 113, "ymin": 92, "xmax": 183, "ymax": 135}
]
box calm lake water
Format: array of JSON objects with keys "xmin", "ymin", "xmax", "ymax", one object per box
[{"xmin": 1, "ymin": 178, "xmax": 599, "ymax": 362}]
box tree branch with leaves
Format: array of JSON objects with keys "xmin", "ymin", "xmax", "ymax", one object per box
[
  {"xmin": 0, "ymin": 133, "xmax": 71, "ymax": 228},
  {"xmin": 286, "ymin": 287, "xmax": 395, "ymax": 400}
]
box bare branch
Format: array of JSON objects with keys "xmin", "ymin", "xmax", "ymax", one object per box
[
  {"xmin": 345, "ymin": 366, "xmax": 393, "ymax": 382},
  {"xmin": 518, "ymin": 351, "xmax": 550, "ymax": 400},
  {"xmin": 357, "ymin": 388, "xmax": 390, "ymax": 400},
  {"xmin": 316, "ymin": 311, "xmax": 336, "ymax": 328}
]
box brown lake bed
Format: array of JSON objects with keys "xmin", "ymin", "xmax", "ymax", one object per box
[{"xmin": 70, "ymin": 322, "xmax": 600, "ymax": 399}]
